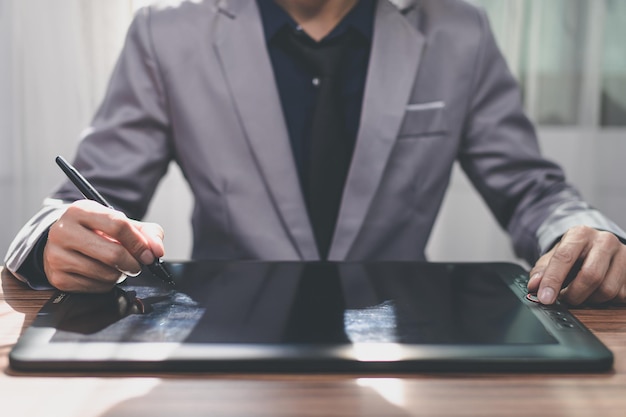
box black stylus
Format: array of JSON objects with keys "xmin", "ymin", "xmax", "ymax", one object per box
[{"xmin": 55, "ymin": 155, "xmax": 175, "ymax": 287}]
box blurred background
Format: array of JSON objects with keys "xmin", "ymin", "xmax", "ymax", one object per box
[{"xmin": 1, "ymin": 0, "xmax": 625, "ymax": 265}]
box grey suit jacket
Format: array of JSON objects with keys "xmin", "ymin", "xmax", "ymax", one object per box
[{"xmin": 5, "ymin": 0, "xmax": 625, "ymax": 286}]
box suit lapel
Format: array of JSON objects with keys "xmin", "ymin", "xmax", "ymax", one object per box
[
  {"xmin": 213, "ymin": 0, "xmax": 319, "ymax": 259},
  {"xmin": 330, "ymin": 0, "xmax": 425, "ymax": 260}
]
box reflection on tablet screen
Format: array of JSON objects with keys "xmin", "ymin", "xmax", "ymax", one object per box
[{"xmin": 47, "ymin": 262, "xmax": 557, "ymax": 346}]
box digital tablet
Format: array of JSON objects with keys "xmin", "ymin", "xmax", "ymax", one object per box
[{"xmin": 9, "ymin": 261, "xmax": 613, "ymax": 373}]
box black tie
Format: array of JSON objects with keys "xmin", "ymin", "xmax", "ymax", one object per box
[{"xmin": 278, "ymin": 28, "xmax": 358, "ymax": 259}]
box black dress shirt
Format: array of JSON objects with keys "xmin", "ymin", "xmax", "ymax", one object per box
[{"xmin": 256, "ymin": 0, "xmax": 376, "ymax": 179}]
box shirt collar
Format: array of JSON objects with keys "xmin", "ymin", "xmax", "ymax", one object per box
[{"xmin": 257, "ymin": 0, "xmax": 376, "ymax": 44}]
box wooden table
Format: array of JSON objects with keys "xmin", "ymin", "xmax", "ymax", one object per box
[{"xmin": 2, "ymin": 267, "xmax": 626, "ymax": 417}]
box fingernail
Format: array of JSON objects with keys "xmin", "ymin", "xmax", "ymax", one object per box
[
  {"xmin": 538, "ymin": 287, "xmax": 555, "ymax": 304},
  {"xmin": 140, "ymin": 249, "xmax": 155, "ymax": 265}
]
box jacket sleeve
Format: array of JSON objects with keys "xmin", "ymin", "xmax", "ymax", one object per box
[
  {"xmin": 4, "ymin": 199, "xmax": 69, "ymax": 287},
  {"xmin": 458, "ymin": 8, "xmax": 626, "ymax": 263}
]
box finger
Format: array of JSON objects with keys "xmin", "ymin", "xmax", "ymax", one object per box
[
  {"xmin": 536, "ymin": 227, "xmax": 590, "ymax": 304},
  {"xmin": 44, "ymin": 245, "xmax": 122, "ymax": 293},
  {"xmin": 560, "ymin": 246, "xmax": 613, "ymax": 306},
  {"xmin": 585, "ymin": 245, "xmax": 626, "ymax": 304},
  {"xmin": 547, "ymin": 230, "xmax": 621, "ymax": 305},
  {"xmin": 50, "ymin": 215, "xmax": 142, "ymax": 277},
  {"xmin": 70, "ymin": 204, "xmax": 155, "ymax": 265},
  {"xmin": 133, "ymin": 221, "xmax": 166, "ymax": 259},
  {"xmin": 45, "ymin": 240, "xmax": 124, "ymax": 283},
  {"xmin": 83, "ymin": 233, "xmax": 143, "ymax": 277}
]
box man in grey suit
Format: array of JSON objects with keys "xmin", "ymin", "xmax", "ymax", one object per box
[{"xmin": 5, "ymin": 0, "xmax": 626, "ymax": 305}]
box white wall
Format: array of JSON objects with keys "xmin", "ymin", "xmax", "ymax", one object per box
[
  {"xmin": 0, "ymin": 0, "xmax": 17, "ymax": 257},
  {"xmin": 0, "ymin": 0, "xmax": 134, "ymax": 257}
]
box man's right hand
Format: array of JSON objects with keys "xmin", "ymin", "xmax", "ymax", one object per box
[{"xmin": 44, "ymin": 200, "xmax": 165, "ymax": 293}]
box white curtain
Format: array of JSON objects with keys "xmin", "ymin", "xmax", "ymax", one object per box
[
  {"xmin": 1, "ymin": 1, "xmax": 140, "ymax": 257},
  {"xmin": 472, "ymin": 0, "xmax": 626, "ymax": 127}
]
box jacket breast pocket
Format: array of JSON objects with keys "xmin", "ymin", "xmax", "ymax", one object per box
[{"xmin": 397, "ymin": 102, "xmax": 448, "ymax": 139}]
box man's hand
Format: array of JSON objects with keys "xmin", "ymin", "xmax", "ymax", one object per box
[
  {"xmin": 44, "ymin": 200, "xmax": 165, "ymax": 293},
  {"xmin": 528, "ymin": 225, "xmax": 626, "ymax": 305}
]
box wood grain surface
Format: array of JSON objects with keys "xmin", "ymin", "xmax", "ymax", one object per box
[{"xmin": 2, "ymin": 267, "xmax": 625, "ymax": 417}]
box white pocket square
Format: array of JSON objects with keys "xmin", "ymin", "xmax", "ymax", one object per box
[{"xmin": 406, "ymin": 101, "xmax": 445, "ymax": 111}]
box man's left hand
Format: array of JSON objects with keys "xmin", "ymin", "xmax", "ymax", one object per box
[{"xmin": 527, "ymin": 225, "xmax": 626, "ymax": 305}]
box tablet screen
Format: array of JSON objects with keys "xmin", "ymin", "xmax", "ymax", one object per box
[{"xmin": 48, "ymin": 262, "xmax": 555, "ymax": 345}]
